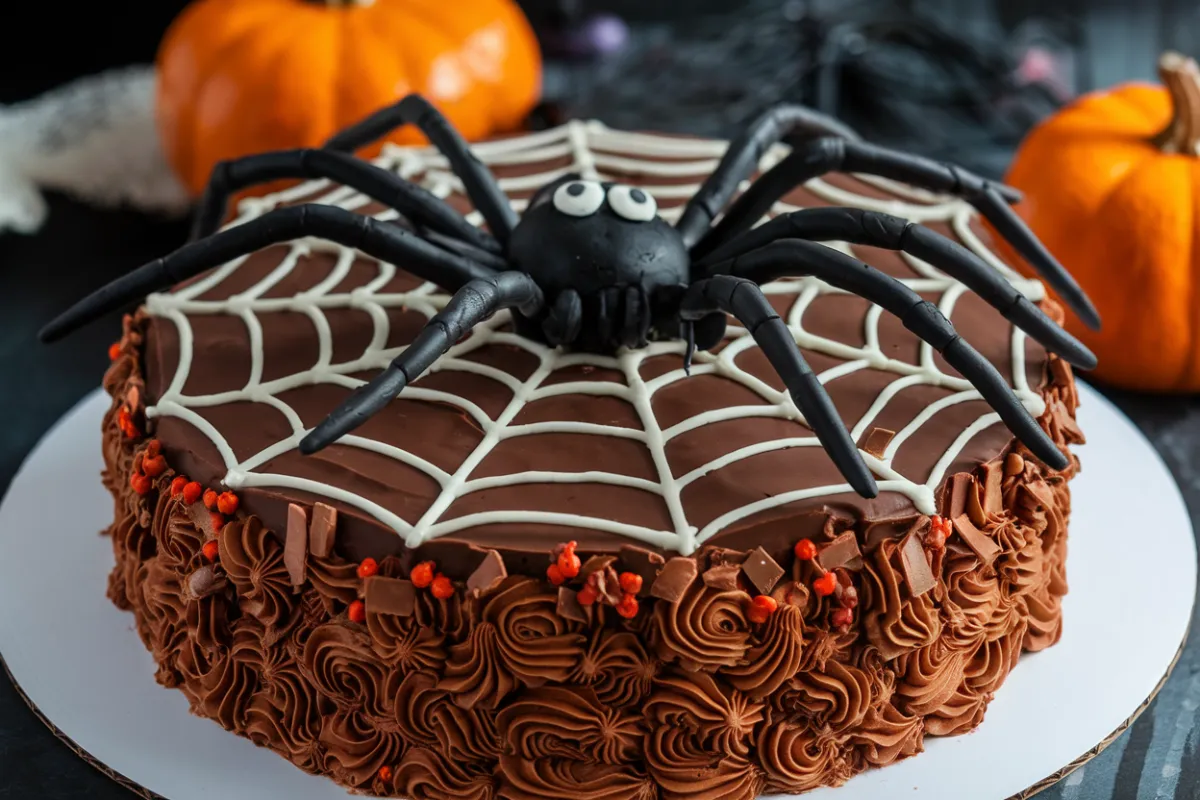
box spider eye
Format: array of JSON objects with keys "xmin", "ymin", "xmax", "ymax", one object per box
[
  {"xmin": 607, "ymin": 184, "xmax": 657, "ymax": 222},
  {"xmin": 552, "ymin": 180, "xmax": 605, "ymax": 217}
]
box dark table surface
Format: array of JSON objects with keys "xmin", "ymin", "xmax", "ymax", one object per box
[{"xmin": 3, "ymin": 5, "xmax": 1200, "ymax": 798}]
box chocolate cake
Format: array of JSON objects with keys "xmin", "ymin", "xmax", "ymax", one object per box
[{"xmin": 91, "ymin": 119, "xmax": 1081, "ymax": 798}]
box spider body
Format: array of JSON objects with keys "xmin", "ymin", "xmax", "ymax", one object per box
[
  {"xmin": 42, "ymin": 94, "xmax": 1101, "ymax": 502},
  {"xmin": 509, "ymin": 176, "xmax": 691, "ymax": 352}
]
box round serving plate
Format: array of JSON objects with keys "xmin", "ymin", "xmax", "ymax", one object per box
[{"xmin": 0, "ymin": 383, "xmax": 1192, "ymax": 800}]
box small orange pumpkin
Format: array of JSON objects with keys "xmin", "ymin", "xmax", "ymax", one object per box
[
  {"xmin": 156, "ymin": 0, "xmax": 542, "ymax": 196},
  {"xmin": 1003, "ymin": 51, "xmax": 1200, "ymax": 392}
]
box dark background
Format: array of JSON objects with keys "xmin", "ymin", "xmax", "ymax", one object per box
[{"xmin": 3, "ymin": 1, "xmax": 1200, "ymax": 799}]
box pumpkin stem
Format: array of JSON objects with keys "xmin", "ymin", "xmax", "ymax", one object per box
[{"xmin": 1153, "ymin": 51, "xmax": 1200, "ymax": 155}]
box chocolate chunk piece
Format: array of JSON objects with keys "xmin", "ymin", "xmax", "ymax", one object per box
[
  {"xmin": 702, "ymin": 563, "xmax": 742, "ymax": 591},
  {"xmin": 1025, "ymin": 480, "xmax": 1055, "ymax": 509},
  {"xmin": 364, "ymin": 576, "xmax": 416, "ymax": 617},
  {"xmin": 285, "ymin": 503, "xmax": 309, "ymax": 587},
  {"xmin": 581, "ymin": 554, "xmax": 617, "ymax": 578},
  {"xmin": 947, "ymin": 473, "xmax": 974, "ymax": 520},
  {"xmin": 187, "ymin": 565, "xmax": 226, "ymax": 599},
  {"xmin": 466, "ymin": 550, "xmax": 507, "ymax": 598},
  {"xmin": 742, "ymin": 546, "xmax": 784, "ymax": 594},
  {"xmin": 650, "ymin": 557, "xmax": 698, "ymax": 603},
  {"xmin": 899, "ymin": 532, "xmax": 936, "ymax": 597},
  {"xmin": 308, "ymin": 502, "xmax": 337, "ymax": 558},
  {"xmin": 818, "ymin": 532, "xmax": 863, "ymax": 572},
  {"xmin": 619, "ymin": 545, "xmax": 664, "ymax": 594},
  {"xmin": 952, "ymin": 513, "xmax": 1000, "ymax": 566},
  {"xmin": 980, "ymin": 462, "xmax": 1003, "ymax": 514},
  {"xmin": 557, "ymin": 587, "xmax": 588, "ymax": 624},
  {"xmin": 1005, "ymin": 453, "xmax": 1025, "ymax": 476},
  {"xmin": 862, "ymin": 426, "xmax": 896, "ymax": 458}
]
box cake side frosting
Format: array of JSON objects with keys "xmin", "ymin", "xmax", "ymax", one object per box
[
  {"xmin": 101, "ymin": 304, "xmax": 1081, "ymax": 798},
  {"xmin": 137, "ymin": 122, "xmax": 1054, "ymax": 571}
]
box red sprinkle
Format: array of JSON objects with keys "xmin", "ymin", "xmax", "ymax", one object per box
[
  {"xmin": 557, "ymin": 541, "xmax": 581, "ymax": 579},
  {"xmin": 927, "ymin": 515, "xmax": 950, "ymax": 549},
  {"xmin": 202, "ymin": 489, "xmax": 218, "ymax": 510},
  {"xmin": 616, "ymin": 593, "xmax": 639, "ymax": 619},
  {"xmin": 216, "ymin": 491, "xmax": 239, "ymax": 516},
  {"xmin": 142, "ymin": 454, "xmax": 166, "ymax": 477},
  {"xmin": 170, "ymin": 476, "xmax": 189, "ymax": 497},
  {"xmin": 202, "ymin": 540, "xmax": 219, "ymax": 562},
  {"xmin": 182, "ymin": 481, "xmax": 202, "ymax": 505},
  {"xmin": 618, "ymin": 571, "xmax": 643, "ymax": 595},
  {"xmin": 377, "ymin": 765, "xmax": 393, "ymax": 782},
  {"xmin": 209, "ymin": 512, "xmax": 225, "ymax": 532},
  {"xmin": 145, "ymin": 440, "xmax": 161, "ymax": 458},
  {"xmin": 813, "ymin": 571, "xmax": 838, "ymax": 597},
  {"xmin": 840, "ymin": 584, "xmax": 859, "ymax": 610},
  {"xmin": 831, "ymin": 607, "xmax": 854, "ymax": 628},
  {"xmin": 430, "ymin": 574, "xmax": 454, "ymax": 600},
  {"xmin": 357, "ymin": 558, "xmax": 379, "ymax": 579},
  {"xmin": 108, "ymin": 342, "xmax": 122, "ymax": 361},
  {"xmin": 347, "ymin": 600, "xmax": 366, "ymax": 623},
  {"xmin": 794, "ymin": 539, "xmax": 817, "ymax": 561},
  {"xmin": 129, "ymin": 473, "xmax": 152, "ymax": 495},
  {"xmin": 546, "ymin": 563, "xmax": 565, "ymax": 586},
  {"xmin": 411, "ymin": 561, "xmax": 435, "ymax": 589},
  {"xmin": 576, "ymin": 584, "xmax": 598, "ymax": 606},
  {"xmin": 747, "ymin": 594, "xmax": 779, "ymax": 624},
  {"xmin": 116, "ymin": 407, "xmax": 139, "ymax": 439}
]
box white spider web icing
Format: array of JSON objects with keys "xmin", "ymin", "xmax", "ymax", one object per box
[{"xmin": 144, "ymin": 121, "xmax": 1047, "ymax": 556}]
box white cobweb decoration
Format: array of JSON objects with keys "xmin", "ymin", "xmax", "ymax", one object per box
[{"xmin": 144, "ymin": 122, "xmax": 1047, "ymax": 556}]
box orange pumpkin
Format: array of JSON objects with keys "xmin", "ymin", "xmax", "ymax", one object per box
[
  {"xmin": 1003, "ymin": 51, "xmax": 1200, "ymax": 392},
  {"xmin": 156, "ymin": 0, "xmax": 542, "ymax": 196}
]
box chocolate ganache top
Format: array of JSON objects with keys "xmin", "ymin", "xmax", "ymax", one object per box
[{"xmin": 141, "ymin": 122, "xmax": 1051, "ymax": 573}]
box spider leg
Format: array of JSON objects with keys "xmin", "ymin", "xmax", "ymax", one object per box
[
  {"xmin": 705, "ymin": 239, "xmax": 1069, "ymax": 471},
  {"xmin": 692, "ymin": 137, "xmax": 1099, "ymax": 331},
  {"xmin": 676, "ymin": 104, "xmax": 863, "ymax": 249},
  {"xmin": 323, "ymin": 94, "xmax": 518, "ymax": 246},
  {"xmin": 191, "ymin": 148, "xmax": 499, "ymax": 255},
  {"xmin": 40, "ymin": 204, "xmax": 498, "ymax": 343},
  {"xmin": 681, "ymin": 275, "xmax": 878, "ymax": 498},
  {"xmin": 698, "ymin": 207, "xmax": 1096, "ymax": 369},
  {"xmin": 300, "ymin": 272, "xmax": 544, "ymax": 454}
]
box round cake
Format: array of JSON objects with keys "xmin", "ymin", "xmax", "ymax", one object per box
[{"xmin": 97, "ymin": 121, "xmax": 1081, "ymax": 798}]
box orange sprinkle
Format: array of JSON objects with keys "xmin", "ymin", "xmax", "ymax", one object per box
[
  {"xmin": 202, "ymin": 489, "xmax": 218, "ymax": 510},
  {"xmin": 145, "ymin": 440, "xmax": 161, "ymax": 457},
  {"xmin": 615, "ymin": 593, "xmax": 639, "ymax": 619},
  {"xmin": 347, "ymin": 600, "xmax": 366, "ymax": 623},
  {"xmin": 410, "ymin": 561, "xmax": 435, "ymax": 589},
  {"xmin": 209, "ymin": 512, "xmax": 225, "ymax": 533},
  {"xmin": 181, "ymin": 481, "xmax": 202, "ymax": 505},
  {"xmin": 794, "ymin": 539, "xmax": 817, "ymax": 561},
  {"xmin": 201, "ymin": 540, "xmax": 219, "ymax": 562},
  {"xmin": 747, "ymin": 594, "xmax": 778, "ymax": 624},
  {"xmin": 618, "ymin": 571, "xmax": 643, "ymax": 595},
  {"xmin": 377, "ymin": 766, "xmax": 393, "ymax": 782},
  {"xmin": 576, "ymin": 584, "xmax": 598, "ymax": 606},
  {"xmin": 430, "ymin": 574, "xmax": 454, "ymax": 600},
  {"xmin": 129, "ymin": 473, "xmax": 152, "ymax": 495},
  {"xmin": 170, "ymin": 476, "xmax": 189, "ymax": 497},
  {"xmin": 108, "ymin": 342, "xmax": 122, "ymax": 361},
  {"xmin": 142, "ymin": 455, "xmax": 166, "ymax": 477},
  {"xmin": 813, "ymin": 572, "xmax": 838, "ymax": 597},
  {"xmin": 546, "ymin": 563, "xmax": 565, "ymax": 586},
  {"xmin": 557, "ymin": 544, "xmax": 581, "ymax": 580},
  {"xmin": 357, "ymin": 558, "xmax": 379, "ymax": 579},
  {"xmin": 216, "ymin": 491, "xmax": 239, "ymax": 516}
]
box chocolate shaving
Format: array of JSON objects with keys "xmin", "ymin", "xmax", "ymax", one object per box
[
  {"xmin": 980, "ymin": 462, "xmax": 1003, "ymax": 514},
  {"xmin": 702, "ymin": 563, "xmax": 742, "ymax": 591},
  {"xmin": 817, "ymin": 532, "xmax": 863, "ymax": 572},
  {"xmin": 952, "ymin": 513, "xmax": 1000, "ymax": 566},
  {"xmin": 705, "ymin": 548, "xmax": 747, "ymax": 568},
  {"xmin": 1025, "ymin": 480, "xmax": 1056, "ymax": 509},
  {"xmin": 589, "ymin": 565, "xmax": 624, "ymax": 606},
  {"xmin": 186, "ymin": 565, "xmax": 226, "ymax": 599},
  {"xmin": 364, "ymin": 576, "xmax": 416, "ymax": 617},
  {"xmin": 466, "ymin": 550, "xmax": 507, "ymax": 598},
  {"xmin": 308, "ymin": 502, "xmax": 337, "ymax": 558},
  {"xmin": 898, "ymin": 532, "xmax": 936, "ymax": 597},
  {"xmin": 580, "ymin": 554, "xmax": 616, "ymax": 578},
  {"xmin": 947, "ymin": 473, "xmax": 974, "ymax": 520},
  {"xmin": 862, "ymin": 426, "xmax": 895, "ymax": 458},
  {"xmin": 650, "ymin": 557, "xmax": 698, "ymax": 603},
  {"xmin": 619, "ymin": 545, "xmax": 664, "ymax": 593},
  {"xmin": 285, "ymin": 503, "xmax": 309, "ymax": 588},
  {"xmin": 966, "ymin": 479, "xmax": 988, "ymax": 528},
  {"xmin": 773, "ymin": 580, "xmax": 810, "ymax": 609},
  {"xmin": 556, "ymin": 587, "xmax": 588, "ymax": 624},
  {"xmin": 741, "ymin": 546, "xmax": 784, "ymax": 594}
]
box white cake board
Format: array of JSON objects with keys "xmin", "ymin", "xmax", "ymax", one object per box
[{"xmin": 0, "ymin": 384, "xmax": 1192, "ymax": 800}]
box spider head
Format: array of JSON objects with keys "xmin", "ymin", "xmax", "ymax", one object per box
[{"xmin": 511, "ymin": 174, "xmax": 688, "ymax": 294}]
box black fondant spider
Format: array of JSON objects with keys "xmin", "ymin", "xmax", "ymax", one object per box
[{"xmin": 40, "ymin": 94, "xmax": 1099, "ymax": 499}]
